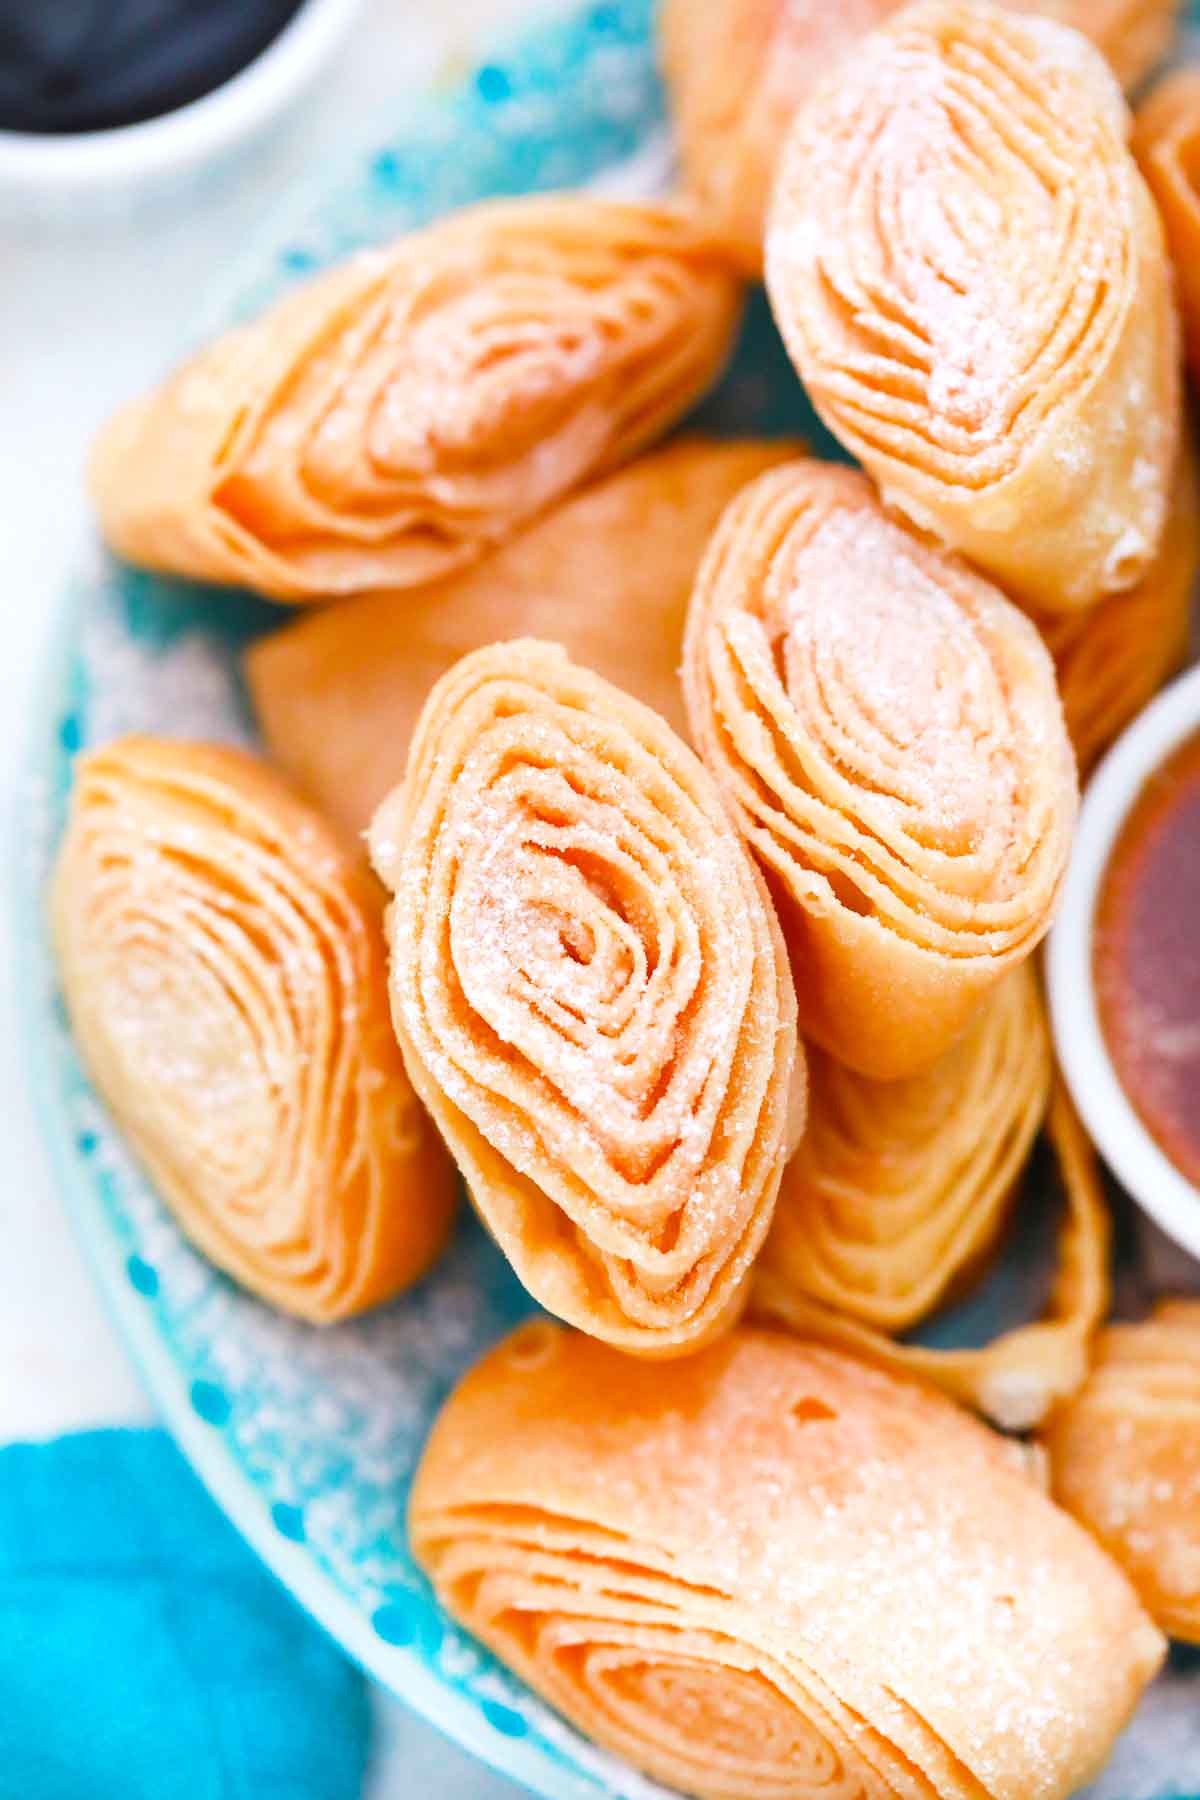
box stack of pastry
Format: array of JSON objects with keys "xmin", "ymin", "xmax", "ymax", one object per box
[
  {"xmin": 1046, "ymin": 1302, "xmax": 1200, "ymax": 1642},
  {"xmin": 52, "ymin": 738, "xmax": 458, "ymax": 1322},
  {"xmin": 89, "ymin": 197, "xmax": 743, "ymax": 599},
  {"xmin": 662, "ymin": 0, "xmax": 1182, "ymax": 270},
  {"xmin": 54, "ymin": 0, "xmax": 1200, "ymax": 1791},
  {"xmin": 367, "ymin": 638, "xmax": 801, "ymax": 1357}
]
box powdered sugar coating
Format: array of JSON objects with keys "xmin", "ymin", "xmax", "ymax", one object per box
[
  {"xmin": 765, "ymin": 0, "xmax": 1180, "ymax": 613},
  {"xmin": 414, "ymin": 1326, "xmax": 1164, "ymax": 1800},
  {"xmin": 51, "ymin": 735, "xmax": 456, "ymax": 1323},
  {"xmin": 682, "ymin": 458, "xmax": 1077, "ymax": 1077},
  {"xmin": 369, "ymin": 640, "xmax": 801, "ymax": 1355}
]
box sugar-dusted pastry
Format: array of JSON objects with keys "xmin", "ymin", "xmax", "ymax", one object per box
[
  {"xmin": 682, "ymin": 459, "xmax": 1077, "ymax": 1080},
  {"xmin": 761, "ymin": 963, "xmax": 1051, "ymax": 1337},
  {"xmin": 755, "ymin": 1089, "xmax": 1112, "ymax": 1430},
  {"xmin": 412, "ymin": 1323, "xmax": 1163, "ymax": 1800},
  {"xmin": 661, "ymin": 0, "xmax": 1181, "ymax": 271},
  {"xmin": 51, "ymin": 737, "xmax": 457, "ymax": 1322},
  {"xmin": 88, "ymin": 198, "xmax": 743, "ymax": 602},
  {"xmin": 368, "ymin": 641, "xmax": 801, "ymax": 1357},
  {"xmin": 1037, "ymin": 442, "xmax": 1200, "ymax": 776},
  {"xmin": 1047, "ymin": 1301, "xmax": 1200, "ymax": 1642},
  {"xmin": 246, "ymin": 438, "xmax": 798, "ymax": 840},
  {"xmin": 1135, "ymin": 70, "xmax": 1200, "ymax": 378},
  {"xmin": 766, "ymin": 0, "xmax": 1180, "ymax": 615}
]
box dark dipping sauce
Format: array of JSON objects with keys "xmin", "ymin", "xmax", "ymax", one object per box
[
  {"xmin": 0, "ymin": 1, "xmax": 305, "ymax": 135},
  {"xmin": 1096, "ymin": 730, "xmax": 1200, "ymax": 1190}
]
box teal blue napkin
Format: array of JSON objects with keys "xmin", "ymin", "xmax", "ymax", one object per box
[{"xmin": 0, "ymin": 1429, "xmax": 369, "ymax": 1800}]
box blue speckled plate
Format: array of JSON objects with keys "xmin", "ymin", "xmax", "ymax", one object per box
[{"xmin": 17, "ymin": 4, "xmax": 1200, "ymax": 1796}]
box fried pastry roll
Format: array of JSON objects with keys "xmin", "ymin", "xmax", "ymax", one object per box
[
  {"xmin": 412, "ymin": 1323, "xmax": 1163, "ymax": 1800},
  {"xmin": 1036, "ymin": 442, "xmax": 1199, "ymax": 776},
  {"xmin": 368, "ymin": 641, "xmax": 801, "ymax": 1357},
  {"xmin": 89, "ymin": 198, "xmax": 743, "ymax": 601},
  {"xmin": 1076, "ymin": 0, "xmax": 1183, "ymax": 87},
  {"xmin": 766, "ymin": 0, "xmax": 1180, "ymax": 614},
  {"xmin": 755, "ymin": 1089, "xmax": 1112, "ymax": 1431},
  {"xmin": 760, "ymin": 963, "xmax": 1051, "ymax": 1337},
  {"xmin": 1046, "ymin": 1300, "xmax": 1200, "ymax": 1642},
  {"xmin": 682, "ymin": 460, "xmax": 1077, "ymax": 1079},
  {"xmin": 246, "ymin": 437, "xmax": 798, "ymax": 839},
  {"xmin": 1135, "ymin": 70, "xmax": 1200, "ymax": 379},
  {"xmin": 661, "ymin": 0, "xmax": 1180, "ymax": 271},
  {"xmin": 52, "ymin": 737, "xmax": 457, "ymax": 1322}
]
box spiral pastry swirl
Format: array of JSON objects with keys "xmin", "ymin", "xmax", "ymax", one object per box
[
  {"xmin": 683, "ymin": 459, "xmax": 1077, "ymax": 1079},
  {"xmin": 761, "ymin": 963, "xmax": 1051, "ymax": 1337},
  {"xmin": 88, "ymin": 197, "xmax": 743, "ymax": 601},
  {"xmin": 412, "ymin": 1323, "xmax": 1164, "ymax": 1800},
  {"xmin": 246, "ymin": 437, "xmax": 799, "ymax": 840},
  {"xmin": 755, "ymin": 1089, "xmax": 1111, "ymax": 1431},
  {"xmin": 1037, "ymin": 441, "xmax": 1199, "ymax": 777},
  {"xmin": 52, "ymin": 737, "xmax": 457, "ymax": 1322},
  {"xmin": 1046, "ymin": 1301, "xmax": 1200, "ymax": 1643},
  {"xmin": 660, "ymin": 0, "xmax": 1180, "ymax": 271},
  {"xmin": 368, "ymin": 640, "xmax": 801, "ymax": 1357},
  {"xmin": 765, "ymin": 0, "xmax": 1180, "ymax": 615}
]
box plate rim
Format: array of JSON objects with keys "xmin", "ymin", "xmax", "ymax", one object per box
[
  {"xmin": 9, "ymin": 0, "xmax": 672, "ymax": 1791},
  {"xmin": 13, "ymin": 558, "xmax": 600, "ymax": 1800}
]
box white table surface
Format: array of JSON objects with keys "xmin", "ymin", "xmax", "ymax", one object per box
[{"xmin": 0, "ymin": 3, "xmax": 536, "ymax": 1792}]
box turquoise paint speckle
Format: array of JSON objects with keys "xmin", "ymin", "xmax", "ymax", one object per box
[
  {"xmin": 58, "ymin": 714, "xmax": 81, "ymax": 754},
  {"xmin": 483, "ymin": 1701, "xmax": 528, "ymax": 1739},
  {"xmin": 476, "ymin": 64, "xmax": 512, "ymax": 103},
  {"xmin": 272, "ymin": 1502, "xmax": 306, "ymax": 1542},
  {"xmin": 190, "ymin": 1381, "xmax": 231, "ymax": 1428},
  {"xmin": 372, "ymin": 1599, "xmax": 417, "ymax": 1647},
  {"xmin": 77, "ymin": 1131, "xmax": 97, "ymax": 1157},
  {"xmin": 126, "ymin": 1256, "xmax": 158, "ymax": 1298}
]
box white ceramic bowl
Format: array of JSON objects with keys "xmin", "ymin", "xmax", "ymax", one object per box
[
  {"xmin": 0, "ymin": 0, "xmax": 362, "ymax": 221},
  {"xmin": 1048, "ymin": 663, "xmax": 1200, "ymax": 1262}
]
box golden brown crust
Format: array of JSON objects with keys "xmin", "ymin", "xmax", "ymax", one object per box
[
  {"xmin": 682, "ymin": 458, "xmax": 1077, "ymax": 1079},
  {"xmin": 1135, "ymin": 69, "xmax": 1200, "ymax": 381},
  {"xmin": 88, "ymin": 198, "xmax": 743, "ymax": 601},
  {"xmin": 754, "ymin": 1087, "xmax": 1112, "ymax": 1432},
  {"xmin": 760, "ymin": 963, "xmax": 1051, "ymax": 1336},
  {"xmin": 1074, "ymin": 0, "xmax": 1183, "ymax": 88},
  {"xmin": 1036, "ymin": 440, "xmax": 1200, "ymax": 777},
  {"xmin": 412, "ymin": 1322, "xmax": 1163, "ymax": 1800},
  {"xmin": 245, "ymin": 437, "xmax": 800, "ymax": 839},
  {"xmin": 766, "ymin": 0, "xmax": 1180, "ymax": 615},
  {"xmin": 661, "ymin": 0, "xmax": 1181, "ymax": 271},
  {"xmin": 52, "ymin": 736, "xmax": 457, "ymax": 1322},
  {"xmin": 661, "ymin": 0, "xmax": 887, "ymax": 273},
  {"xmin": 368, "ymin": 640, "xmax": 802, "ymax": 1357},
  {"xmin": 1046, "ymin": 1300, "xmax": 1200, "ymax": 1642}
]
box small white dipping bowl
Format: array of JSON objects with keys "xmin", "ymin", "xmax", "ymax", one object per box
[
  {"xmin": 1048, "ymin": 661, "xmax": 1200, "ymax": 1263},
  {"xmin": 0, "ymin": 0, "xmax": 361, "ymax": 221}
]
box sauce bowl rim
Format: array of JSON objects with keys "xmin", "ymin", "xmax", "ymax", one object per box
[
  {"xmin": 1048, "ymin": 661, "xmax": 1200, "ymax": 1261},
  {"xmin": 0, "ymin": 0, "xmax": 362, "ymax": 196}
]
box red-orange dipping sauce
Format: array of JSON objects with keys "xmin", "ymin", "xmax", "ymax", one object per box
[{"xmin": 1095, "ymin": 732, "xmax": 1200, "ymax": 1189}]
